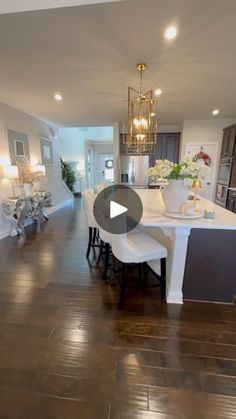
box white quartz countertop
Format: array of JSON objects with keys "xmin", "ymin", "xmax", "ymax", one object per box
[{"xmin": 134, "ymin": 189, "xmax": 236, "ymax": 231}]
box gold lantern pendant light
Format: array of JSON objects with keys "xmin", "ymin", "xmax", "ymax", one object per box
[{"xmin": 124, "ymin": 63, "xmax": 157, "ymax": 154}]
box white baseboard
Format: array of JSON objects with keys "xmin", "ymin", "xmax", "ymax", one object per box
[
  {"xmin": 0, "ymin": 199, "xmax": 74, "ymax": 240},
  {"xmin": 0, "ymin": 230, "xmax": 10, "ymax": 240},
  {"xmin": 44, "ymin": 199, "xmax": 74, "ymax": 215}
]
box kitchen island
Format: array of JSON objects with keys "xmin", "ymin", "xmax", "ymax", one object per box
[{"xmin": 135, "ymin": 189, "xmax": 236, "ymax": 305}]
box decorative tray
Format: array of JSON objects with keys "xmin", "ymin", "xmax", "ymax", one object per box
[{"xmin": 164, "ymin": 211, "xmax": 203, "ymax": 220}]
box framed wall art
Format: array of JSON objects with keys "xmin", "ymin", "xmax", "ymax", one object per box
[
  {"xmin": 40, "ymin": 137, "xmax": 53, "ymax": 165},
  {"xmin": 186, "ymin": 142, "xmax": 218, "ymax": 200},
  {"xmin": 8, "ymin": 128, "xmax": 30, "ymax": 165}
]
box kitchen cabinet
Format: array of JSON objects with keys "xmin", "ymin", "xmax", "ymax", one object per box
[
  {"xmin": 215, "ymin": 123, "xmax": 236, "ymax": 209},
  {"xmin": 149, "ymin": 133, "xmax": 180, "ymax": 165},
  {"xmin": 120, "ymin": 133, "xmax": 180, "ymax": 163},
  {"xmin": 119, "ymin": 134, "xmax": 128, "ymax": 155},
  {"xmin": 154, "ymin": 133, "xmax": 180, "ymax": 163},
  {"xmin": 226, "ymin": 190, "xmax": 236, "ymax": 213},
  {"xmin": 221, "ymin": 125, "xmax": 236, "ymax": 159},
  {"xmin": 184, "ymin": 228, "xmax": 236, "ymax": 303}
]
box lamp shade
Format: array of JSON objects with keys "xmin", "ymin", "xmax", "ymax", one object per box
[
  {"xmin": 192, "ymin": 180, "xmax": 202, "ymax": 189},
  {"xmin": 33, "ymin": 165, "xmax": 46, "ymax": 175},
  {"xmin": 3, "ymin": 165, "xmax": 19, "ymax": 179}
]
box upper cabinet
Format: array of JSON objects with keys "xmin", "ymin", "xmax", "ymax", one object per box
[
  {"xmin": 155, "ymin": 133, "xmax": 180, "ymax": 162},
  {"xmin": 221, "ymin": 125, "xmax": 236, "ymax": 159},
  {"xmin": 120, "ymin": 132, "xmax": 180, "ymax": 164},
  {"xmin": 149, "ymin": 133, "xmax": 180, "ymax": 166},
  {"xmin": 216, "ymin": 123, "xmax": 236, "ymax": 208}
]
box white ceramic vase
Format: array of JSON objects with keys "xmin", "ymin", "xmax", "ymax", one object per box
[
  {"xmin": 23, "ymin": 183, "xmax": 33, "ymax": 196},
  {"xmin": 162, "ymin": 180, "xmax": 189, "ymax": 213}
]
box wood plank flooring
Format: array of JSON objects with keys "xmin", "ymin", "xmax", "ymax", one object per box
[{"xmin": 0, "ymin": 197, "xmax": 235, "ymax": 418}]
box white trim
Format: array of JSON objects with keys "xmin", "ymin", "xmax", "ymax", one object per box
[
  {"xmin": 0, "ymin": 230, "xmax": 10, "ymax": 240},
  {"xmin": 44, "ymin": 199, "xmax": 74, "ymax": 215},
  {"xmin": 184, "ymin": 298, "xmax": 234, "ymax": 305},
  {"xmin": 0, "ymin": 1, "xmax": 124, "ymax": 15}
]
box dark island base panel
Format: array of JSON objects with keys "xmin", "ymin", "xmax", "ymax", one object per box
[{"xmin": 183, "ymin": 229, "xmax": 236, "ymax": 304}]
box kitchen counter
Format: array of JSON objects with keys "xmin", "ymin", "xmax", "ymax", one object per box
[{"xmin": 134, "ymin": 189, "xmax": 236, "ymax": 304}]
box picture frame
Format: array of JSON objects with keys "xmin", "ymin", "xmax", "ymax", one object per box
[
  {"xmin": 185, "ymin": 142, "xmax": 218, "ymax": 200},
  {"xmin": 40, "ymin": 137, "xmax": 53, "ymax": 165},
  {"xmin": 8, "ymin": 129, "xmax": 30, "ymax": 165}
]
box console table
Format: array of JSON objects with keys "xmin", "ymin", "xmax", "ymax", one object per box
[{"xmin": 2, "ymin": 192, "xmax": 52, "ymax": 236}]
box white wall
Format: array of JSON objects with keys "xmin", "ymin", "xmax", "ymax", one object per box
[
  {"xmin": 59, "ymin": 126, "xmax": 114, "ymax": 189},
  {"xmin": 158, "ymin": 124, "xmax": 182, "ymax": 133},
  {"xmin": 180, "ymin": 119, "xmax": 236, "ymax": 158},
  {"xmin": 0, "ymin": 102, "xmax": 72, "ymax": 239}
]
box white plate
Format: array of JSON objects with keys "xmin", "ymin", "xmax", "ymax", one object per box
[{"xmin": 164, "ymin": 211, "xmax": 203, "ymax": 219}]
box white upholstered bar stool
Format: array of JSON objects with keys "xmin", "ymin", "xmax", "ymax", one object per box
[
  {"xmin": 111, "ymin": 231, "xmax": 168, "ymax": 307},
  {"xmin": 95, "ymin": 183, "xmax": 108, "ymax": 195},
  {"xmin": 82, "ymin": 189, "xmax": 99, "ymax": 259}
]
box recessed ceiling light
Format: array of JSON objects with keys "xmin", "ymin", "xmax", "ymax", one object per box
[
  {"xmin": 155, "ymin": 89, "xmax": 162, "ymax": 96},
  {"xmin": 164, "ymin": 26, "xmax": 177, "ymax": 40},
  {"xmin": 54, "ymin": 93, "xmax": 63, "ymax": 101},
  {"xmin": 212, "ymin": 109, "xmax": 219, "ymax": 116}
]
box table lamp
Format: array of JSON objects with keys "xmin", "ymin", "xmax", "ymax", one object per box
[
  {"xmin": 32, "ymin": 165, "xmax": 46, "ymax": 176},
  {"xmin": 192, "ymin": 180, "xmax": 202, "ymax": 208},
  {"xmin": 3, "ymin": 165, "xmax": 19, "ymax": 198}
]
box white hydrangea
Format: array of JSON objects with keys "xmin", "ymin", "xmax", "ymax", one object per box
[
  {"xmin": 145, "ymin": 157, "xmax": 209, "ymax": 180},
  {"xmin": 145, "ymin": 159, "xmax": 174, "ymax": 178},
  {"xmin": 180, "ymin": 157, "xmax": 209, "ymax": 180}
]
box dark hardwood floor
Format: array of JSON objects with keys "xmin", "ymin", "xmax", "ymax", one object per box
[{"xmin": 0, "ymin": 197, "xmax": 236, "ymax": 418}]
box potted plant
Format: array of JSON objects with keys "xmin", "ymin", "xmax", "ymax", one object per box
[
  {"xmin": 145, "ymin": 158, "xmax": 209, "ymax": 213},
  {"xmin": 61, "ymin": 160, "xmax": 76, "ymax": 193}
]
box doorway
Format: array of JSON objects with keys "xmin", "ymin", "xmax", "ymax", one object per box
[
  {"xmin": 99, "ymin": 154, "xmax": 114, "ymax": 184},
  {"xmin": 85, "ymin": 141, "xmax": 114, "ymax": 188}
]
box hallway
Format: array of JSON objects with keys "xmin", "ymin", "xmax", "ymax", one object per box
[{"xmin": 0, "ymin": 199, "xmax": 236, "ymax": 418}]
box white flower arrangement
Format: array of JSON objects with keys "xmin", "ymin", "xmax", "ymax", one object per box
[{"xmin": 145, "ymin": 157, "xmax": 209, "ymax": 181}]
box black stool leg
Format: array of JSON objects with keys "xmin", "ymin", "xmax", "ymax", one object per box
[
  {"xmin": 97, "ymin": 239, "xmax": 104, "ymax": 266},
  {"xmin": 86, "ymin": 227, "xmax": 92, "ymax": 258},
  {"xmin": 92, "ymin": 227, "xmax": 97, "ymax": 244},
  {"xmin": 138, "ymin": 263, "xmax": 143, "ymax": 284},
  {"xmin": 103, "ymin": 242, "xmax": 110, "ymax": 280},
  {"xmin": 142, "ymin": 262, "xmax": 148, "ymax": 290},
  {"xmin": 119, "ymin": 263, "xmax": 126, "ymax": 309},
  {"xmin": 160, "ymin": 258, "xmax": 166, "ymax": 301}
]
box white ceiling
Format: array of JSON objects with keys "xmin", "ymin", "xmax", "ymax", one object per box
[
  {"xmin": 0, "ymin": 0, "xmax": 124, "ymax": 15},
  {"xmin": 0, "ymin": 0, "xmax": 236, "ymax": 126}
]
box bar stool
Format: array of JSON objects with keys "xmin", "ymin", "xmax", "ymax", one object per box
[
  {"xmin": 95, "ymin": 183, "xmax": 108, "ymax": 195},
  {"xmin": 111, "ymin": 231, "xmax": 168, "ymax": 307},
  {"xmin": 82, "ymin": 189, "xmax": 100, "ymax": 259},
  {"xmin": 97, "ymin": 226, "xmax": 112, "ymax": 280}
]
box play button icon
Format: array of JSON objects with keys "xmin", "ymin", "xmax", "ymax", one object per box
[
  {"xmin": 110, "ymin": 201, "xmax": 128, "ymax": 219},
  {"xmin": 93, "ymin": 185, "xmax": 143, "ymax": 235}
]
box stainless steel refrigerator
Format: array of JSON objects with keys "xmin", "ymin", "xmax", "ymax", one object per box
[{"xmin": 118, "ymin": 155, "xmax": 149, "ymax": 188}]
